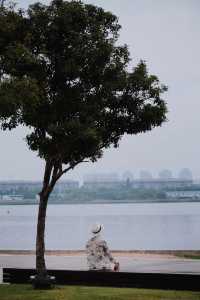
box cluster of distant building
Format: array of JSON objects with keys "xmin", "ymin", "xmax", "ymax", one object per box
[
  {"xmin": 83, "ymin": 169, "xmax": 193, "ymax": 189},
  {"xmin": 0, "ymin": 180, "xmax": 78, "ymax": 203},
  {"xmin": 0, "ymin": 180, "xmax": 78, "ymax": 192},
  {"xmin": 0, "ymin": 168, "xmax": 200, "ymax": 202},
  {"xmin": 82, "ymin": 169, "xmax": 200, "ymax": 200}
]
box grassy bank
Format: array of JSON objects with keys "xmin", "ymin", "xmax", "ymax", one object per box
[
  {"xmin": 0, "ymin": 285, "xmax": 200, "ymax": 300},
  {"xmin": 176, "ymin": 254, "xmax": 200, "ymax": 260},
  {"xmin": 174, "ymin": 251, "xmax": 200, "ymax": 260},
  {"xmin": 1, "ymin": 249, "xmax": 200, "ymax": 258}
]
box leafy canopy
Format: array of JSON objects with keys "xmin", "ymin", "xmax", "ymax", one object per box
[{"xmin": 0, "ymin": 0, "xmax": 167, "ymax": 168}]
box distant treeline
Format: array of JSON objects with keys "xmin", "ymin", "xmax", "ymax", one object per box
[
  {"xmin": 0, "ymin": 185, "xmax": 167, "ymax": 203},
  {"xmin": 2, "ymin": 184, "xmax": 200, "ymax": 204},
  {"xmin": 165, "ymin": 184, "xmax": 200, "ymax": 191},
  {"xmin": 48, "ymin": 187, "xmax": 167, "ymax": 203}
]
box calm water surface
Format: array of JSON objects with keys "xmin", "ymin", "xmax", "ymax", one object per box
[{"xmin": 0, "ymin": 202, "xmax": 199, "ymax": 250}]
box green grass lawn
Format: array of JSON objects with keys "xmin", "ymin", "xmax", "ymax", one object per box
[{"xmin": 0, "ymin": 285, "xmax": 200, "ymax": 300}]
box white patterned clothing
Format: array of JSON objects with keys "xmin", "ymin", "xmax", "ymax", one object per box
[{"xmin": 86, "ymin": 234, "xmax": 116, "ymax": 270}]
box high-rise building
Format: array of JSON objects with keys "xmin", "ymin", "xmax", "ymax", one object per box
[
  {"xmin": 179, "ymin": 168, "xmax": 193, "ymax": 180},
  {"xmin": 158, "ymin": 169, "xmax": 173, "ymax": 179},
  {"xmin": 122, "ymin": 171, "xmax": 133, "ymax": 181},
  {"xmin": 140, "ymin": 170, "xmax": 153, "ymax": 180}
]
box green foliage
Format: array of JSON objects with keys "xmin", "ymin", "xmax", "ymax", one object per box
[
  {"xmin": 166, "ymin": 184, "xmax": 200, "ymax": 192},
  {"xmin": 0, "ymin": 0, "xmax": 167, "ymax": 168},
  {"xmin": 0, "ymin": 285, "xmax": 200, "ymax": 300},
  {"xmin": 54, "ymin": 186, "xmax": 167, "ymax": 202},
  {"xmin": 0, "ymin": 185, "xmax": 167, "ymax": 203}
]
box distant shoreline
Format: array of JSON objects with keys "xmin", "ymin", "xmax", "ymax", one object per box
[
  {"xmin": 0, "ymin": 250, "xmax": 200, "ymax": 258},
  {"xmin": 0, "ymin": 199, "xmax": 200, "ymax": 205}
]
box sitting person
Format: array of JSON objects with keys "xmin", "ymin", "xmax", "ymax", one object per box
[{"xmin": 86, "ymin": 223, "xmax": 120, "ymax": 271}]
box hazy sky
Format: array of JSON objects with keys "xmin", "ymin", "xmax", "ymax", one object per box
[{"xmin": 0, "ymin": 0, "xmax": 199, "ymax": 181}]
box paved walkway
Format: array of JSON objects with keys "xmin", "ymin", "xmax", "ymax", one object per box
[{"xmin": 1, "ymin": 254, "xmax": 200, "ymax": 279}]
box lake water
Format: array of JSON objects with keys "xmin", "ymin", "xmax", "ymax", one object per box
[{"xmin": 0, "ymin": 202, "xmax": 200, "ymax": 250}]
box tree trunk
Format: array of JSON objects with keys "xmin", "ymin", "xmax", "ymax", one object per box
[
  {"xmin": 36, "ymin": 193, "xmax": 48, "ymax": 277},
  {"xmin": 34, "ymin": 160, "xmax": 63, "ymax": 287}
]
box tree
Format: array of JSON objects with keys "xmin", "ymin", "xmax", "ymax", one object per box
[{"xmin": 0, "ymin": 0, "xmax": 167, "ymax": 283}]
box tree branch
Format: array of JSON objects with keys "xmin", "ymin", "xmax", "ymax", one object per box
[
  {"xmin": 48, "ymin": 159, "xmax": 89, "ymax": 192},
  {"xmin": 40, "ymin": 159, "xmax": 53, "ymax": 196},
  {"xmin": 48, "ymin": 161, "xmax": 60, "ymax": 190},
  {"xmin": 61, "ymin": 159, "xmax": 89, "ymax": 176}
]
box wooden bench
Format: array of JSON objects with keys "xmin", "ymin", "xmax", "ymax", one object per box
[{"xmin": 3, "ymin": 268, "xmax": 200, "ymax": 291}]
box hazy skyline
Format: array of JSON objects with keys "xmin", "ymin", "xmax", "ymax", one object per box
[{"xmin": 0, "ymin": 0, "xmax": 199, "ymax": 181}]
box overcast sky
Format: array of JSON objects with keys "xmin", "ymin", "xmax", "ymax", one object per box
[{"xmin": 0, "ymin": 0, "xmax": 199, "ymax": 181}]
